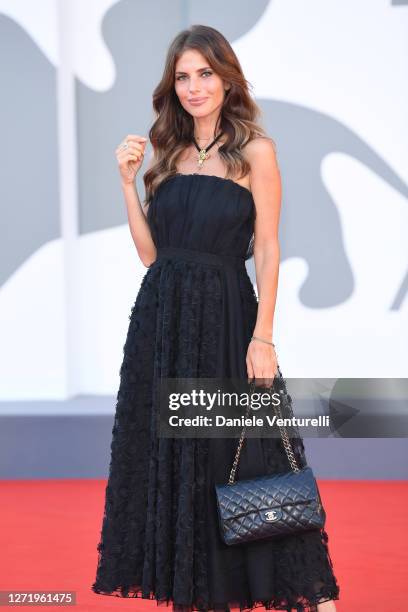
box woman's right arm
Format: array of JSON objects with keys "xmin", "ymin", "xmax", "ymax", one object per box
[{"xmin": 116, "ymin": 134, "xmax": 157, "ymax": 268}]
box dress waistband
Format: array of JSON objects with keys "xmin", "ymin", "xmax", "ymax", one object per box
[{"xmin": 155, "ymin": 247, "xmax": 246, "ymax": 270}]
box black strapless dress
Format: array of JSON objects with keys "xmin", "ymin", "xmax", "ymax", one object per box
[{"xmin": 91, "ymin": 173, "xmax": 340, "ymax": 612}]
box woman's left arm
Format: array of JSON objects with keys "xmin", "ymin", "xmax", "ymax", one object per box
[{"xmin": 245, "ymin": 137, "xmax": 282, "ymax": 383}]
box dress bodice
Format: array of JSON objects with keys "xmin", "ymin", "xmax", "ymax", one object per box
[{"xmin": 147, "ymin": 173, "xmax": 255, "ymax": 260}]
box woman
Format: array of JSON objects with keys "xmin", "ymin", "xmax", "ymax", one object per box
[{"xmin": 92, "ymin": 25, "xmax": 340, "ymax": 612}]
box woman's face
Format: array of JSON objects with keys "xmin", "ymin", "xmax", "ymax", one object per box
[{"xmin": 174, "ymin": 49, "xmax": 227, "ymax": 118}]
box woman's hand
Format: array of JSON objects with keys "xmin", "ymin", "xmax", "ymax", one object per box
[
  {"xmin": 246, "ymin": 337, "xmax": 278, "ymax": 388},
  {"xmin": 116, "ymin": 134, "xmax": 148, "ymax": 185}
]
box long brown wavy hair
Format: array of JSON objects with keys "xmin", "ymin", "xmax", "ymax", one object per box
[{"xmin": 142, "ymin": 24, "xmax": 275, "ymax": 208}]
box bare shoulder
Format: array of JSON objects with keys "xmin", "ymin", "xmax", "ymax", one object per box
[
  {"xmin": 242, "ymin": 135, "xmax": 278, "ymax": 166},
  {"xmin": 245, "ymin": 137, "xmax": 282, "ymax": 246},
  {"xmin": 242, "ymin": 136, "xmax": 281, "ymax": 194}
]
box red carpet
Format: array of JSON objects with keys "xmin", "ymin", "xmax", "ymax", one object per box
[{"xmin": 0, "ymin": 480, "xmax": 407, "ymax": 611}]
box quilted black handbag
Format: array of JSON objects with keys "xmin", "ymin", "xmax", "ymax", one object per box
[{"xmin": 215, "ymin": 378, "xmax": 326, "ymax": 546}]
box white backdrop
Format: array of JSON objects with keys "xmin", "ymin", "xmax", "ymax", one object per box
[{"xmin": 0, "ymin": 0, "xmax": 407, "ymax": 405}]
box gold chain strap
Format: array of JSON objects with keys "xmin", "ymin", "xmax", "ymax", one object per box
[{"xmin": 227, "ymin": 379, "xmax": 300, "ymax": 485}]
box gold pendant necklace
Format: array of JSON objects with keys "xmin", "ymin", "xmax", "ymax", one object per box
[{"xmin": 192, "ymin": 131, "xmax": 224, "ymax": 170}]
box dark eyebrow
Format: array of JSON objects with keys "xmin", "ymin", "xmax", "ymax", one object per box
[{"xmin": 175, "ymin": 66, "xmax": 212, "ymax": 75}]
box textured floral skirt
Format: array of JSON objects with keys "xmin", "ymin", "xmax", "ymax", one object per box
[{"xmin": 91, "ymin": 250, "xmax": 340, "ymax": 611}]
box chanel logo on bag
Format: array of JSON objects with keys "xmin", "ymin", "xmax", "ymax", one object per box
[{"xmin": 264, "ymin": 509, "xmax": 281, "ymax": 522}]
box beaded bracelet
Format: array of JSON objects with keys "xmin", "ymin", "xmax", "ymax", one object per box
[{"xmin": 251, "ymin": 335, "xmax": 275, "ymax": 347}]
